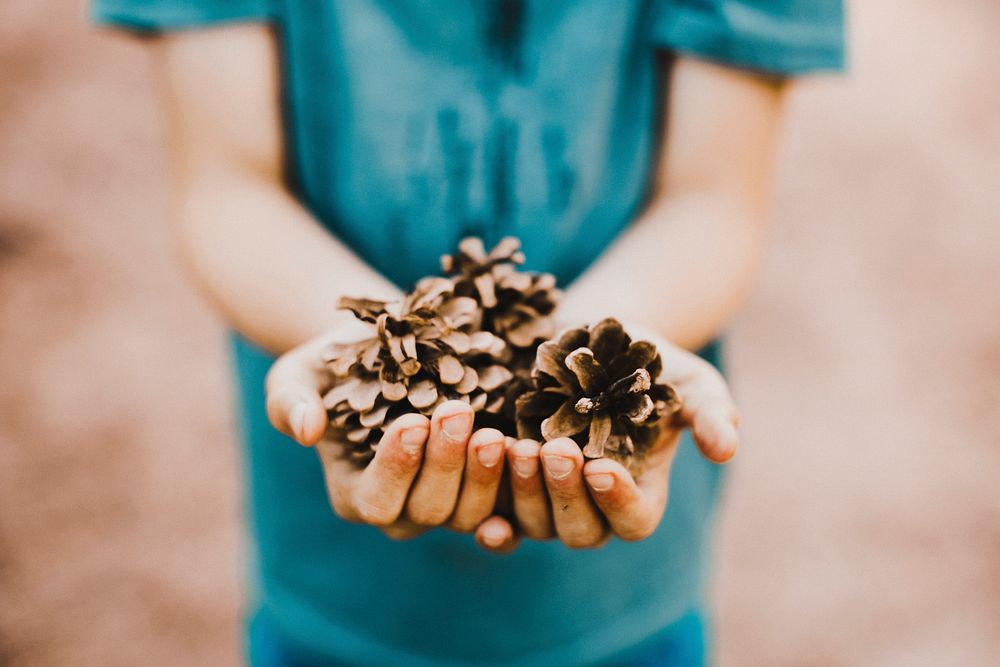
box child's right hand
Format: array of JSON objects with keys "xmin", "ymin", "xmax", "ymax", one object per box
[{"xmin": 264, "ymin": 329, "xmax": 514, "ymax": 549}]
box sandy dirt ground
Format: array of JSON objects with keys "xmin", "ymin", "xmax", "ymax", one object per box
[{"xmin": 1, "ymin": 1, "xmax": 998, "ymax": 665}]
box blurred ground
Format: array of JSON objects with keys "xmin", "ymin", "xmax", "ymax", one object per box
[{"xmin": 1, "ymin": 1, "xmax": 998, "ymax": 665}]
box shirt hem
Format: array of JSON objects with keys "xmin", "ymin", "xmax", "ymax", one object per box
[{"xmin": 257, "ymin": 584, "xmax": 708, "ymax": 667}]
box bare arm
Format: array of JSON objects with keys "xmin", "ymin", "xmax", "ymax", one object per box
[
  {"xmin": 155, "ymin": 25, "xmax": 399, "ymax": 354},
  {"xmin": 154, "ymin": 25, "xmax": 510, "ymax": 548},
  {"xmin": 499, "ymin": 58, "xmax": 782, "ymax": 549},
  {"xmin": 560, "ymin": 57, "xmax": 786, "ymax": 350},
  {"xmin": 154, "ymin": 29, "xmax": 750, "ymax": 551}
]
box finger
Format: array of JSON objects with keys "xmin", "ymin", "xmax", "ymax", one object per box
[
  {"xmin": 265, "ymin": 385, "xmax": 328, "ymax": 445},
  {"xmin": 352, "ymin": 413, "xmax": 430, "ymax": 526},
  {"xmin": 507, "ymin": 439, "xmax": 554, "ymax": 539},
  {"xmin": 688, "ymin": 395, "xmax": 740, "ymax": 463},
  {"xmin": 264, "ymin": 337, "xmax": 331, "ymax": 396},
  {"xmin": 540, "ymin": 438, "xmax": 607, "ymax": 549},
  {"xmin": 474, "ymin": 515, "xmax": 521, "ymax": 555},
  {"xmin": 449, "ymin": 428, "xmax": 506, "ymax": 532},
  {"xmin": 583, "ymin": 457, "xmax": 666, "ymax": 542},
  {"xmin": 406, "ymin": 401, "xmax": 474, "ymax": 526},
  {"xmin": 381, "ymin": 517, "xmax": 429, "ymax": 541},
  {"xmin": 677, "ymin": 369, "xmax": 740, "ymax": 463},
  {"xmin": 660, "ymin": 349, "xmax": 740, "ymax": 463},
  {"xmin": 263, "ymin": 339, "xmax": 337, "ymax": 443},
  {"xmin": 314, "ymin": 440, "xmax": 363, "ymax": 523}
]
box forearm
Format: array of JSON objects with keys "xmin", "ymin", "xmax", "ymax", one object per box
[
  {"xmin": 154, "ymin": 26, "xmax": 398, "ymax": 355},
  {"xmin": 172, "ymin": 171, "xmax": 399, "ymax": 354},
  {"xmin": 560, "ymin": 192, "xmax": 765, "ymax": 350},
  {"xmin": 562, "ymin": 58, "xmax": 785, "ymax": 350}
]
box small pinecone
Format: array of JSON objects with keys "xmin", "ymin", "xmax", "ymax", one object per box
[
  {"xmin": 441, "ymin": 237, "xmax": 561, "ymax": 349},
  {"xmin": 323, "ymin": 277, "xmax": 512, "ymax": 465},
  {"xmin": 515, "ymin": 318, "xmax": 681, "ymax": 469}
]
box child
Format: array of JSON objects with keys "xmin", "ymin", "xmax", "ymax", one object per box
[{"xmin": 95, "ymin": 1, "xmax": 844, "ymax": 664}]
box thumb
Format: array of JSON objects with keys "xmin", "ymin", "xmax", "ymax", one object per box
[
  {"xmin": 661, "ymin": 351, "xmax": 740, "ymax": 463},
  {"xmin": 681, "ymin": 393, "xmax": 740, "ymax": 463},
  {"xmin": 266, "ymin": 384, "xmax": 328, "ymax": 445}
]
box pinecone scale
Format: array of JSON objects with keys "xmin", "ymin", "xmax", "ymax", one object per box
[
  {"xmin": 516, "ymin": 318, "xmax": 680, "ymax": 468},
  {"xmin": 319, "ymin": 237, "xmax": 680, "ymax": 471}
]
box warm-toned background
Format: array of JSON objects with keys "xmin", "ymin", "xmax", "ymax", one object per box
[{"xmin": 2, "ymin": 1, "xmax": 998, "ymax": 665}]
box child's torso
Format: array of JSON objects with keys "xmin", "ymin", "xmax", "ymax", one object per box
[{"xmin": 242, "ymin": 2, "xmax": 724, "ymax": 664}]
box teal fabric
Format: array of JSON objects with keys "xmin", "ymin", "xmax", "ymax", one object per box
[
  {"xmin": 248, "ymin": 607, "xmax": 706, "ymax": 667},
  {"xmin": 94, "ymin": 2, "xmax": 844, "ymax": 665}
]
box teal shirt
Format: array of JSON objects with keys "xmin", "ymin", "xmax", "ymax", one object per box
[{"xmin": 95, "ymin": 2, "xmax": 844, "ymax": 664}]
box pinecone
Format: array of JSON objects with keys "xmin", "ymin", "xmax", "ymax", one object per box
[
  {"xmin": 441, "ymin": 237, "xmax": 561, "ymax": 350},
  {"xmin": 322, "ymin": 277, "xmax": 512, "ymax": 464},
  {"xmin": 515, "ymin": 318, "xmax": 681, "ymax": 468}
]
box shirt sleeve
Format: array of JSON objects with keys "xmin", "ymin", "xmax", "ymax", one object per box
[
  {"xmin": 92, "ymin": 0, "xmax": 274, "ymax": 32},
  {"xmin": 651, "ymin": 0, "xmax": 846, "ymax": 75}
]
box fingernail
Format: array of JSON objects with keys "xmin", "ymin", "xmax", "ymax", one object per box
[
  {"xmin": 441, "ymin": 413, "xmax": 473, "ymax": 441},
  {"xmin": 477, "ymin": 442, "xmax": 504, "ymax": 468},
  {"xmin": 290, "ymin": 403, "xmax": 307, "ymax": 439},
  {"xmin": 511, "ymin": 456, "xmax": 538, "ymax": 478},
  {"xmin": 400, "ymin": 427, "xmax": 428, "ymax": 454},
  {"xmin": 482, "ymin": 525, "xmax": 506, "ymax": 547},
  {"xmin": 586, "ymin": 473, "xmax": 615, "ymax": 492},
  {"xmin": 542, "ymin": 454, "xmax": 575, "ymax": 480}
]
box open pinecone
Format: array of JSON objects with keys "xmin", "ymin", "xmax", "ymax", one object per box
[
  {"xmin": 442, "ymin": 237, "xmax": 560, "ymax": 350},
  {"xmin": 322, "ymin": 277, "xmax": 512, "ymax": 464},
  {"xmin": 515, "ymin": 318, "xmax": 681, "ymax": 468}
]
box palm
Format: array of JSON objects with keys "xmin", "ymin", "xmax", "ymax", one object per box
[{"xmin": 265, "ymin": 322, "xmax": 738, "ymax": 552}]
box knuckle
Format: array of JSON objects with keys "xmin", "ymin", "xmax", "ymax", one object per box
[
  {"xmin": 515, "ymin": 509, "xmax": 554, "ymax": 539},
  {"xmin": 382, "ymin": 525, "xmax": 421, "ymax": 541},
  {"xmin": 510, "ymin": 476, "xmax": 537, "ymax": 495},
  {"xmin": 406, "ymin": 504, "xmax": 452, "ymax": 527},
  {"xmin": 619, "ymin": 523, "xmax": 656, "ymax": 542},
  {"xmin": 469, "ymin": 464, "xmax": 500, "ymax": 484},
  {"xmin": 449, "ymin": 501, "xmax": 491, "ymax": 533},
  {"xmin": 426, "ymin": 456, "xmax": 466, "ymax": 476},
  {"xmin": 324, "ymin": 481, "xmax": 359, "ymax": 523},
  {"xmin": 546, "ymin": 482, "xmax": 579, "ymax": 502},
  {"xmin": 353, "ymin": 498, "xmax": 397, "ymax": 527},
  {"xmin": 380, "ymin": 446, "xmax": 422, "ymax": 477},
  {"xmin": 593, "ymin": 486, "xmax": 627, "ymax": 511},
  {"xmin": 514, "ymin": 501, "xmax": 555, "ymax": 540},
  {"xmin": 523, "ymin": 526, "xmax": 554, "ymax": 540},
  {"xmin": 329, "ymin": 496, "xmax": 360, "ymax": 523},
  {"xmin": 511, "ymin": 475, "xmax": 538, "ymax": 494},
  {"xmin": 562, "ymin": 532, "xmax": 604, "ymax": 550},
  {"xmin": 448, "ymin": 514, "xmax": 479, "ymax": 533},
  {"xmin": 619, "ymin": 503, "xmax": 665, "ymax": 542}
]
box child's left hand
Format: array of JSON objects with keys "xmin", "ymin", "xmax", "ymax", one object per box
[{"xmin": 482, "ymin": 323, "xmax": 741, "ymax": 551}]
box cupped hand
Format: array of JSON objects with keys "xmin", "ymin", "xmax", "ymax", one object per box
[
  {"xmin": 264, "ymin": 329, "xmax": 510, "ymax": 547},
  {"xmin": 503, "ymin": 324, "xmax": 740, "ymax": 549}
]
